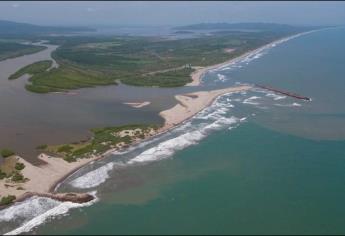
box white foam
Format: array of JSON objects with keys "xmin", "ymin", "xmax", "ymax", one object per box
[
  {"xmin": 265, "ymin": 93, "xmax": 287, "ymax": 100},
  {"xmin": 0, "ymin": 197, "xmax": 59, "ymax": 223},
  {"xmin": 213, "ymin": 30, "xmax": 318, "ymax": 76},
  {"xmin": 3, "ymin": 192, "xmax": 98, "ymax": 235},
  {"xmin": 274, "ymin": 102, "xmax": 302, "ymax": 107},
  {"xmin": 243, "ymin": 96, "xmax": 261, "ymax": 105},
  {"xmin": 217, "ymin": 73, "xmax": 227, "ymax": 82},
  {"xmin": 127, "ymin": 130, "xmax": 205, "ymax": 164},
  {"xmin": 128, "ymin": 116, "xmax": 239, "ymax": 165},
  {"xmin": 70, "ymin": 162, "xmax": 115, "ymax": 188}
]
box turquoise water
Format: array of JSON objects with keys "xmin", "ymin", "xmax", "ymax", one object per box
[
  {"xmin": 1, "ymin": 27, "xmax": 345, "ymax": 234},
  {"xmin": 38, "ymin": 123, "xmax": 345, "ymax": 234}
]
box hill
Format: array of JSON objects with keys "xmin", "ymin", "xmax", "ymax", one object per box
[{"xmin": 0, "ymin": 20, "xmax": 95, "ymax": 36}]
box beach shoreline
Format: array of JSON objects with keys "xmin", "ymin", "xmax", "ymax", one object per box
[
  {"xmin": 0, "ymin": 30, "xmax": 314, "ymax": 207},
  {"xmin": 186, "ymin": 30, "xmax": 318, "ymax": 87},
  {"xmin": 0, "ymin": 85, "xmax": 252, "ymax": 206}
]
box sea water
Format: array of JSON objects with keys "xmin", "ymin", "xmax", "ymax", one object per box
[{"xmin": 1, "ymin": 27, "xmax": 345, "ymax": 234}]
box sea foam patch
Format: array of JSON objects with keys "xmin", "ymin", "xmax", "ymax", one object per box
[
  {"xmin": 265, "ymin": 92, "xmax": 287, "ymax": 100},
  {"xmin": 2, "ymin": 192, "xmax": 98, "ymax": 236},
  {"xmin": 217, "ymin": 73, "xmax": 227, "ymax": 82},
  {"xmin": 243, "ymin": 96, "xmax": 261, "ymax": 105},
  {"xmin": 70, "ymin": 163, "xmax": 115, "ymax": 188}
]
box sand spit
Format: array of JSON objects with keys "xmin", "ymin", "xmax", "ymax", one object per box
[{"xmin": 160, "ymin": 85, "xmax": 252, "ymax": 130}]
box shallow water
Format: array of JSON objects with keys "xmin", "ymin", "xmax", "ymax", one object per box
[{"xmin": 1, "ymin": 27, "xmax": 345, "ymax": 234}]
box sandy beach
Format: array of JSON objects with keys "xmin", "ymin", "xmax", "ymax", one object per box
[
  {"xmin": 0, "ymin": 32, "xmax": 310, "ymax": 205},
  {"xmin": 160, "ymin": 85, "xmax": 252, "ymax": 130},
  {"xmin": 186, "ymin": 31, "xmax": 315, "ymax": 87},
  {"xmin": 0, "ymin": 154, "xmax": 100, "ymax": 201}
]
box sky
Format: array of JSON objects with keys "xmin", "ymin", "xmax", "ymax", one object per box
[{"xmin": 0, "ymin": 1, "xmax": 344, "ymax": 27}]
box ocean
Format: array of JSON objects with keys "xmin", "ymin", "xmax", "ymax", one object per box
[{"xmin": 1, "ymin": 27, "xmax": 345, "ymax": 234}]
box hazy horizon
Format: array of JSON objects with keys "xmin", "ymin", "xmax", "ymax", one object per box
[{"xmin": 0, "ymin": 1, "xmax": 344, "ymax": 27}]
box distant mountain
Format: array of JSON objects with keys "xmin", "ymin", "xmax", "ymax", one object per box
[
  {"xmin": 174, "ymin": 22, "xmax": 322, "ymax": 31},
  {"xmin": 0, "ymin": 20, "xmax": 95, "ymax": 36}
]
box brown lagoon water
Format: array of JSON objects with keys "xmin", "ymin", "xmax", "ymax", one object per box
[{"xmin": 0, "ymin": 45, "xmax": 199, "ymax": 162}]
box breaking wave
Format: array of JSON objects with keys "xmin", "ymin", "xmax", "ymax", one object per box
[
  {"xmin": 265, "ymin": 92, "xmax": 287, "ymax": 100},
  {"xmin": 206, "ymin": 30, "xmax": 318, "ymax": 83},
  {"xmin": 1, "ymin": 192, "xmax": 98, "ymax": 235},
  {"xmin": 243, "ymin": 96, "xmax": 261, "ymax": 105},
  {"xmin": 274, "ymin": 102, "xmax": 302, "ymax": 107},
  {"xmin": 68, "ymin": 91, "xmax": 247, "ymax": 190},
  {"xmin": 128, "ymin": 116, "xmax": 240, "ymax": 165},
  {"xmin": 70, "ymin": 163, "xmax": 116, "ymax": 188}
]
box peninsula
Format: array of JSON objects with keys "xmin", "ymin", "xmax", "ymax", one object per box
[{"xmin": 0, "ymin": 22, "xmax": 321, "ymax": 207}]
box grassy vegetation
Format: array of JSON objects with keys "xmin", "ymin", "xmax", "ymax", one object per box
[
  {"xmin": 45, "ymin": 124, "xmax": 160, "ymax": 162},
  {"xmin": 8, "ymin": 60, "xmax": 52, "ymax": 80},
  {"xmin": 13, "ymin": 26, "xmax": 311, "ymax": 93},
  {"xmin": 57, "ymin": 145, "xmax": 73, "ymax": 153},
  {"xmin": 0, "ymin": 195, "xmax": 16, "ymax": 206},
  {"xmin": 0, "ymin": 149, "xmax": 15, "ymax": 158},
  {"xmin": 26, "ymin": 64, "xmax": 117, "ymax": 93},
  {"xmin": 0, "ymin": 41, "xmax": 46, "ymax": 61},
  {"xmin": 0, "ymin": 156, "xmax": 26, "ymax": 183},
  {"xmin": 36, "ymin": 144, "xmax": 48, "ymax": 150},
  {"xmin": 124, "ymin": 67, "xmax": 195, "ymax": 87},
  {"xmin": 0, "ymin": 170, "xmax": 6, "ymax": 180}
]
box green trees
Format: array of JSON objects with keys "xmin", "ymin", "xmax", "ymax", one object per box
[{"xmin": 0, "ymin": 149, "xmax": 15, "ymax": 158}]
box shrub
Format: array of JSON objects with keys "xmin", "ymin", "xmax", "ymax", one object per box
[
  {"xmin": 0, "ymin": 195, "xmax": 16, "ymax": 206},
  {"xmin": 15, "ymin": 162, "xmax": 25, "ymax": 171},
  {"xmin": 11, "ymin": 172, "xmax": 24, "ymax": 182},
  {"xmin": 57, "ymin": 145, "xmax": 73, "ymax": 153},
  {"xmin": 0, "ymin": 170, "xmax": 6, "ymax": 180},
  {"xmin": 0, "ymin": 149, "xmax": 15, "ymax": 158},
  {"xmin": 63, "ymin": 156, "xmax": 76, "ymax": 163}
]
